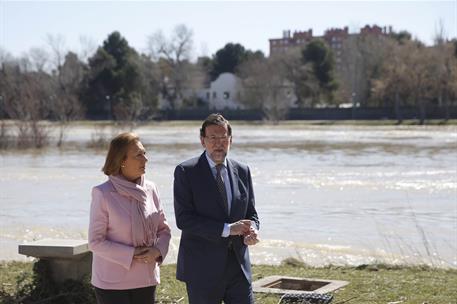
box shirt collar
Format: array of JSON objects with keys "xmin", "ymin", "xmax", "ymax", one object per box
[{"xmin": 205, "ymin": 151, "xmax": 227, "ymax": 169}]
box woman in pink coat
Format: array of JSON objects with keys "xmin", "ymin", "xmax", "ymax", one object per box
[{"xmin": 88, "ymin": 132, "xmax": 171, "ymax": 304}]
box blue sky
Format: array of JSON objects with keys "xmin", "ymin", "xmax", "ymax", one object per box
[{"xmin": 1, "ymin": 0, "xmax": 456, "ymax": 59}]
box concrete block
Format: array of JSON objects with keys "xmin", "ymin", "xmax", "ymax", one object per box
[
  {"xmin": 18, "ymin": 239, "xmax": 89, "ymax": 258},
  {"xmin": 18, "ymin": 239, "xmax": 92, "ymax": 283}
]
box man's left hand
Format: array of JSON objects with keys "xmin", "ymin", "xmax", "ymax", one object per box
[{"xmin": 243, "ymin": 227, "xmax": 259, "ymax": 246}]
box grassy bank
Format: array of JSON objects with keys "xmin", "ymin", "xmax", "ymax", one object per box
[{"xmin": 1, "ymin": 260, "xmax": 456, "ymax": 304}]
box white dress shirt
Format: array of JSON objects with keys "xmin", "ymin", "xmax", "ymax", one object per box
[{"xmin": 205, "ymin": 152, "xmax": 233, "ymax": 237}]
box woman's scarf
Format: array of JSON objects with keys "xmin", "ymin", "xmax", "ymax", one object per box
[{"xmin": 109, "ymin": 175, "xmax": 155, "ymax": 247}]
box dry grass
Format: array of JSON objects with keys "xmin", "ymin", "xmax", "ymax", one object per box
[{"xmin": 1, "ymin": 261, "xmax": 456, "ymax": 304}]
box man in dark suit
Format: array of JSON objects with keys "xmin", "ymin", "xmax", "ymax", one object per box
[{"xmin": 173, "ymin": 113, "xmax": 259, "ymax": 304}]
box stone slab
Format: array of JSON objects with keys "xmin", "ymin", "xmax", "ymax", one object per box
[
  {"xmin": 253, "ymin": 275, "xmax": 349, "ymax": 294},
  {"xmin": 18, "ymin": 239, "xmax": 89, "ymax": 259}
]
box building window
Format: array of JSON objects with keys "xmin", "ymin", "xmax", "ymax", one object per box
[
  {"xmin": 212, "ymin": 92, "xmax": 217, "ymax": 99},
  {"xmin": 206, "ymin": 92, "xmax": 210, "ymax": 100},
  {"xmin": 223, "ymin": 92, "xmax": 230, "ymax": 100}
]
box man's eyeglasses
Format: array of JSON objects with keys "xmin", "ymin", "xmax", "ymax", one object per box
[{"xmin": 204, "ymin": 135, "xmax": 231, "ymax": 143}]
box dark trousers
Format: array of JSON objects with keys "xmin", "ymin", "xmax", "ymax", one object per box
[
  {"xmin": 186, "ymin": 248, "xmax": 254, "ymax": 304},
  {"xmin": 94, "ymin": 285, "xmax": 156, "ymax": 304}
]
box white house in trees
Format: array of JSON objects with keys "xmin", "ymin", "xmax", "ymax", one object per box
[
  {"xmin": 199, "ymin": 73, "xmax": 244, "ymax": 110},
  {"xmin": 158, "ymin": 72, "xmax": 244, "ymax": 110},
  {"xmin": 158, "ymin": 72, "xmax": 298, "ymax": 111}
]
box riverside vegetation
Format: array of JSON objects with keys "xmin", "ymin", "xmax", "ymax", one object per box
[
  {"xmin": 2, "ymin": 27, "xmax": 456, "ymax": 124},
  {"xmin": 1, "ymin": 119, "xmax": 456, "ymax": 151},
  {"xmin": 1, "ymin": 259, "xmax": 456, "ymax": 304}
]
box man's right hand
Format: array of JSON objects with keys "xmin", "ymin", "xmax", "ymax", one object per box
[{"xmin": 229, "ymin": 220, "xmax": 251, "ymax": 236}]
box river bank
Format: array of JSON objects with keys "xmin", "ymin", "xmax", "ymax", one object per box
[
  {"xmin": 1, "ymin": 122, "xmax": 456, "ymax": 268},
  {"xmin": 1, "ymin": 260, "xmax": 456, "ymax": 304},
  {"xmin": 6, "ymin": 235, "xmax": 450, "ymax": 269}
]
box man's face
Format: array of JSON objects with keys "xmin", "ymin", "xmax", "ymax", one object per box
[{"xmin": 200, "ymin": 124, "xmax": 232, "ymax": 164}]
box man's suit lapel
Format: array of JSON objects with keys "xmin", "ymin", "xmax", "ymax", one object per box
[
  {"xmin": 197, "ymin": 153, "xmax": 229, "ymax": 217},
  {"xmin": 227, "ymin": 158, "xmax": 240, "ymax": 220}
]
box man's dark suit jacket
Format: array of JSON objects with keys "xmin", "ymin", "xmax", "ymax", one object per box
[{"xmin": 173, "ymin": 152, "xmax": 259, "ymax": 288}]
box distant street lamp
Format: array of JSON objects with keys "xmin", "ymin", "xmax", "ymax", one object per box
[
  {"xmin": 351, "ymin": 92, "xmax": 357, "ymax": 119},
  {"xmin": 0, "ymin": 95, "xmax": 4, "ymax": 118},
  {"xmin": 105, "ymin": 95, "xmax": 112, "ymax": 120}
]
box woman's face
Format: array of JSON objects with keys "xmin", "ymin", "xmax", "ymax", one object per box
[{"xmin": 120, "ymin": 141, "xmax": 148, "ymax": 182}]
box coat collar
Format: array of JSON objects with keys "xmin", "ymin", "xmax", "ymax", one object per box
[
  {"xmin": 204, "ymin": 151, "xmax": 228, "ymax": 169},
  {"xmin": 197, "ymin": 152, "xmax": 240, "ymax": 219},
  {"xmin": 197, "ymin": 152, "xmax": 229, "ymax": 217}
]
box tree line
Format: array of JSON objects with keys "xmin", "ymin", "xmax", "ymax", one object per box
[{"xmin": 1, "ymin": 24, "xmax": 456, "ymax": 126}]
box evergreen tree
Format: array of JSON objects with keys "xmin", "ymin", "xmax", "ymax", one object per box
[
  {"xmin": 454, "ymin": 39, "xmax": 457, "ymax": 58},
  {"xmin": 211, "ymin": 43, "xmax": 264, "ymax": 80},
  {"xmin": 301, "ymin": 39, "xmax": 338, "ymax": 102},
  {"xmin": 389, "ymin": 30, "xmax": 412, "ymax": 45},
  {"xmin": 83, "ymin": 31, "xmax": 145, "ymax": 120}
]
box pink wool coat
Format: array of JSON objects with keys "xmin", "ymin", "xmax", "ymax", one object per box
[{"xmin": 88, "ymin": 179, "xmax": 171, "ymax": 290}]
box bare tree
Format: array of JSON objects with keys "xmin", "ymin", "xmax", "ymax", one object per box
[
  {"xmin": 238, "ymin": 56, "xmax": 295, "ymax": 122},
  {"xmin": 46, "ymin": 35, "xmax": 86, "ymax": 145},
  {"xmin": 408, "ymin": 44, "xmax": 436, "ymax": 124},
  {"xmin": 0, "ymin": 47, "xmax": 14, "ymax": 65},
  {"xmin": 111, "ymin": 92, "xmax": 143, "ymax": 125},
  {"xmin": 148, "ymin": 24, "xmax": 193, "ymax": 62},
  {"xmin": 274, "ymin": 48, "xmax": 320, "ymax": 107},
  {"xmin": 46, "ymin": 34, "xmax": 67, "ymax": 70},
  {"xmin": 339, "ymin": 35, "xmax": 390, "ymax": 107},
  {"xmin": 0, "ymin": 60, "xmax": 52, "ymax": 148},
  {"xmin": 28, "ymin": 47, "xmax": 49, "ymax": 72},
  {"xmin": 430, "ymin": 42, "xmax": 457, "ymax": 121},
  {"xmin": 433, "ymin": 19, "xmax": 447, "ymax": 46},
  {"xmin": 431, "ymin": 19, "xmax": 457, "ymax": 121},
  {"xmin": 372, "ymin": 41, "xmax": 409, "ymax": 123},
  {"xmin": 17, "ymin": 55, "xmax": 32, "ymax": 73},
  {"xmin": 51, "ymin": 52, "xmax": 85, "ymax": 146},
  {"xmin": 78, "ymin": 35, "xmax": 97, "ymax": 63},
  {"xmin": 180, "ymin": 61, "xmax": 207, "ymax": 108},
  {"xmin": 373, "ymin": 39, "xmax": 446, "ymax": 124},
  {"xmin": 147, "ymin": 24, "xmax": 197, "ymax": 110}
]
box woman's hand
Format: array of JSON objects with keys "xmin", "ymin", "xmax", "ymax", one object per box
[
  {"xmin": 134, "ymin": 247, "xmax": 148, "ymax": 256},
  {"xmin": 133, "ymin": 247, "xmax": 161, "ymax": 264}
]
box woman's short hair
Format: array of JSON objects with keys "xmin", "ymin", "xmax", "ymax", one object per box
[
  {"xmin": 200, "ymin": 113, "xmax": 232, "ymax": 137},
  {"xmin": 102, "ymin": 132, "xmax": 140, "ymax": 176}
]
